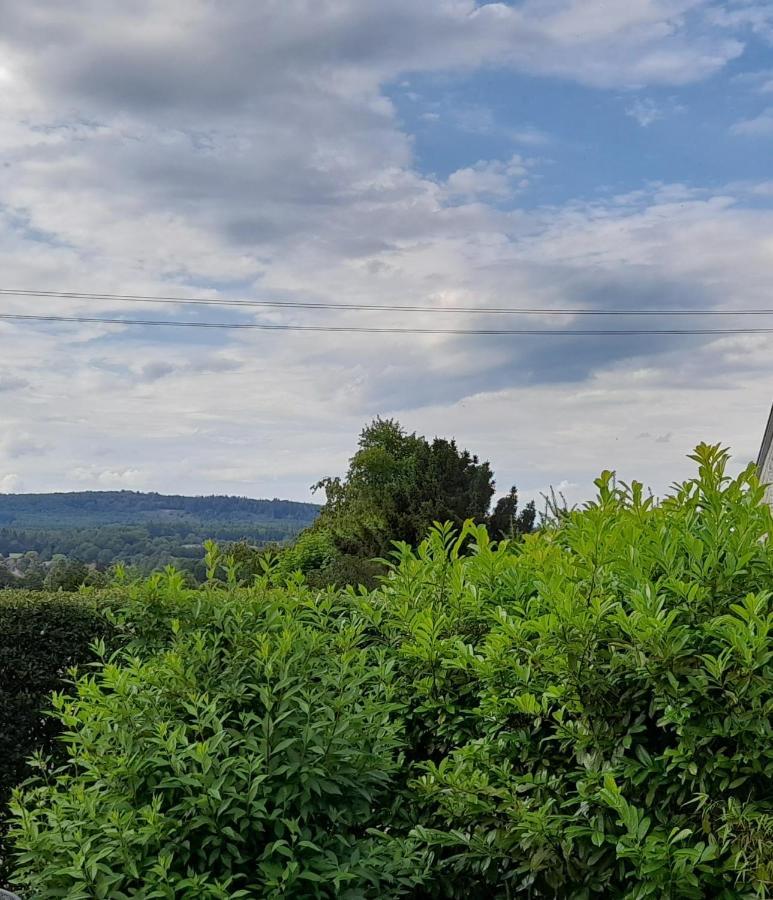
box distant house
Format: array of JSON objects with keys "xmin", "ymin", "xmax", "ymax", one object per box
[{"xmin": 757, "ymin": 403, "xmax": 773, "ymax": 507}]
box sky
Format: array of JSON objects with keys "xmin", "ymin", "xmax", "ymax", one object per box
[{"xmin": 1, "ymin": 0, "xmax": 773, "ymax": 507}]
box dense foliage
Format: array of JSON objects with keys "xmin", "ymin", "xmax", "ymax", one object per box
[
  {"xmin": 313, "ymin": 418, "xmax": 498, "ymax": 559},
  {"xmin": 6, "ymin": 445, "xmax": 773, "ymax": 897},
  {"xmin": 377, "ymin": 445, "xmax": 773, "ymax": 897},
  {"xmin": 8, "ymin": 567, "xmax": 428, "ymax": 898},
  {"xmin": 226, "ymin": 531, "xmax": 386, "ymax": 592},
  {"xmin": 0, "ymin": 590, "xmax": 116, "ymax": 886},
  {"xmin": 488, "ymin": 484, "xmax": 537, "ymax": 539},
  {"xmin": 292, "ymin": 417, "xmax": 534, "ymax": 587}
]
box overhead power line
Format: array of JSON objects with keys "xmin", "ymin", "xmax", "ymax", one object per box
[
  {"xmin": 1, "ymin": 287, "xmax": 773, "ymax": 317},
  {"xmin": 2, "ymin": 312, "xmax": 773, "ymax": 336}
]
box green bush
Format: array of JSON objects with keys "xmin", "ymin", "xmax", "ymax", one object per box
[
  {"xmin": 9, "ymin": 571, "xmax": 428, "ymax": 898},
  {"xmin": 42, "ymin": 558, "xmax": 106, "ymax": 592},
  {"xmin": 0, "ymin": 590, "xmax": 115, "ymax": 886},
  {"xmin": 307, "ymin": 553, "xmax": 386, "ymax": 592},
  {"xmin": 7, "ymin": 445, "xmax": 773, "ymax": 898},
  {"xmin": 277, "ymin": 529, "xmax": 338, "ymax": 577},
  {"xmin": 218, "ymin": 530, "xmax": 340, "ymax": 588},
  {"xmin": 367, "ymin": 444, "xmax": 773, "ymax": 897}
]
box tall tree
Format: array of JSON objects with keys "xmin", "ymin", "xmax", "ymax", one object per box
[
  {"xmin": 314, "ymin": 418, "xmax": 495, "ymax": 557},
  {"xmin": 488, "ymin": 486, "xmax": 536, "ymax": 540}
]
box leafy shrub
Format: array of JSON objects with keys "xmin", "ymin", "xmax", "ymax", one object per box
[
  {"xmin": 0, "ymin": 590, "xmax": 115, "ymax": 886},
  {"xmin": 307, "ymin": 553, "xmax": 386, "ymax": 592},
  {"xmin": 9, "ymin": 571, "xmax": 427, "ymax": 898},
  {"xmin": 276, "ymin": 529, "xmax": 338, "ymax": 579},
  {"xmin": 366, "ymin": 445, "xmax": 773, "ymax": 897},
  {"xmin": 43, "ymin": 558, "xmax": 106, "ymax": 592},
  {"xmin": 219, "ymin": 530, "xmax": 339, "ymax": 587},
  {"xmin": 225, "ymin": 529, "xmax": 383, "ymax": 591},
  {"xmin": 8, "ymin": 445, "xmax": 773, "ymax": 898}
]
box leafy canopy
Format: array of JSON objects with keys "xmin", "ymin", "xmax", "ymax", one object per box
[
  {"xmin": 314, "ymin": 417, "xmax": 496, "ymax": 557},
  {"xmin": 488, "ymin": 484, "xmax": 536, "ymax": 539}
]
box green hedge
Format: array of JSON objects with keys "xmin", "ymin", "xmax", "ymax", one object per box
[
  {"xmin": 8, "ymin": 575, "xmax": 428, "ymax": 898},
  {"xmin": 373, "ymin": 446, "xmax": 773, "ymax": 896},
  {"xmin": 0, "ymin": 590, "xmax": 115, "ymax": 886},
  {"xmin": 6, "ymin": 446, "xmax": 773, "ymax": 897}
]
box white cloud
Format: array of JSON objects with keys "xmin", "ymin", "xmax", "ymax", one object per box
[
  {"xmin": 731, "ymin": 106, "xmax": 773, "ymax": 135},
  {"xmin": 625, "ymin": 94, "xmax": 686, "ymax": 126},
  {"xmin": 1, "ymin": 434, "xmax": 50, "ymax": 459},
  {"xmin": 396, "ymin": 352, "xmax": 773, "ymax": 509},
  {"xmin": 509, "ymin": 126, "xmax": 553, "ymax": 146},
  {"xmin": 626, "ymin": 97, "xmax": 665, "ymax": 125},
  {"xmin": 0, "ymin": 474, "xmax": 22, "ymax": 493},
  {"xmin": 72, "ymin": 467, "xmax": 145, "ymax": 488},
  {"xmin": 510, "ymin": 0, "xmax": 743, "ymax": 86},
  {"xmin": 732, "ymin": 68, "xmax": 773, "ymax": 93},
  {"xmin": 445, "ymin": 155, "xmax": 531, "ymax": 199},
  {"xmin": 0, "ymin": 373, "xmax": 29, "ymax": 392},
  {"xmin": 0, "ymin": 0, "xmax": 745, "ymax": 116},
  {"xmin": 1, "ymin": 179, "xmax": 772, "ymax": 501},
  {"xmin": 707, "ymin": 2, "xmax": 773, "ymax": 42},
  {"xmin": 0, "ymin": 0, "xmax": 769, "ymax": 505}
]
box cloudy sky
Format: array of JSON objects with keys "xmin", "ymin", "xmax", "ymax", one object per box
[{"xmin": 1, "ymin": 0, "xmax": 773, "ymax": 505}]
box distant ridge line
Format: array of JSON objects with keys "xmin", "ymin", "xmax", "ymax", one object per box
[{"xmin": 0, "ymin": 489, "xmax": 320, "ymax": 506}]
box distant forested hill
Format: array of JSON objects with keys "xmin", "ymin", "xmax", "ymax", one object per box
[
  {"xmin": 0, "ymin": 491, "xmax": 319, "ymax": 528},
  {"xmin": 0, "ymin": 491, "xmax": 320, "ymax": 579}
]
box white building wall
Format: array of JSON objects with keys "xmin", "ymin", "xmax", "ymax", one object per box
[{"xmin": 757, "ymin": 405, "xmax": 773, "ymax": 509}]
